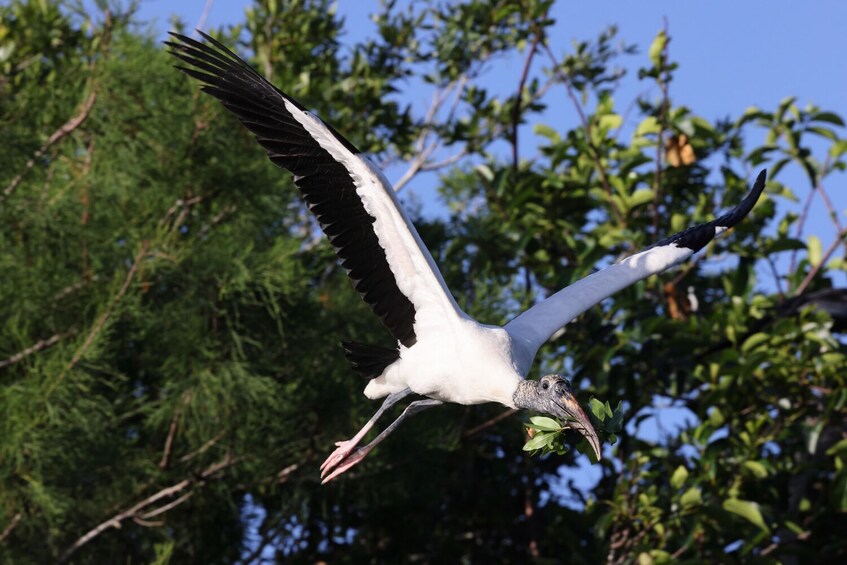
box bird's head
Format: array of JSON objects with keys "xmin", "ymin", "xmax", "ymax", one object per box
[{"xmin": 513, "ymin": 374, "xmax": 601, "ymax": 460}]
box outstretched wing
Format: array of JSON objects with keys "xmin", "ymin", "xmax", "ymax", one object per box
[
  {"xmin": 167, "ymin": 32, "xmax": 466, "ymax": 348},
  {"xmin": 506, "ymin": 171, "xmax": 767, "ymax": 358}
]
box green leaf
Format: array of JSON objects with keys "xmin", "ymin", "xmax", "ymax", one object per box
[
  {"xmin": 826, "ymin": 439, "xmax": 847, "ymax": 456},
  {"xmin": 812, "ymin": 111, "xmax": 846, "ymax": 126},
  {"xmin": 635, "ymin": 116, "xmax": 660, "ymax": 136},
  {"xmin": 708, "ymin": 407, "xmax": 725, "ymax": 427},
  {"xmin": 630, "ymin": 188, "xmax": 654, "ymax": 208},
  {"xmin": 741, "ymin": 332, "xmax": 769, "ymax": 354},
  {"xmin": 670, "ymin": 465, "xmax": 688, "ymax": 489},
  {"xmin": 522, "ymin": 432, "xmax": 553, "ymax": 452},
  {"xmin": 528, "ymin": 416, "xmax": 562, "ymax": 432},
  {"xmin": 829, "ymin": 139, "xmax": 847, "ymax": 159},
  {"xmin": 808, "ymin": 235, "xmax": 823, "ymax": 267},
  {"xmin": 723, "ymin": 498, "xmax": 770, "ymax": 532},
  {"xmin": 588, "ymin": 397, "xmax": 607, "ymax": 421},
  {"xmin": 680, "ymin": 487, "xmax": 702, "ymax": 509},
  {"xmin": 769, "ymin": 237, "xmax": 806, "ymax": 252},
  {"xmin": 743, "ymin": 460, "xmax": 768, "ymax": 479},
  {"xmin": 648, "ymin": 30, "xmax": 667, "ymax": 67},
  {"xmin": 833, "ymin": 471, "xmax": 847, "ymax": 512},
  {"xmin": 534, "ymin": 123, "xmax": 560, "ymax": 142},
  {"xmin": 598, "ymin": 113, "xmax": 623, "ymax": 130}
]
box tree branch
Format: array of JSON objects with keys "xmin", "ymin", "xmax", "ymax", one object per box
[
  {"xmin": 0, "ymin": 513, "xmax": 21, "ymax": 543},
  {"xmin": 463, "ymin": 408, "xmax": 517, "ymax": 437},
  {"xmin": 59, "ymin": 456, "xmax": 236, "ymax": 562},
  {"xmin": 3, "ymin": 90, "xmax": 98, "ymax": 197},
  {"xmin": 793, "ymin": 225, "xmax": 847, "ymax": 296},
  {"xmin": 392, "ymin": 75, "xmax": 468, "ymax": 193},
  {"xmin": 510, "ymin": 19, "xmax": 545, "ymax": 171},
  {"xmin": 0, "ymin": 330, "xmax": 77, "ymax": 371}
]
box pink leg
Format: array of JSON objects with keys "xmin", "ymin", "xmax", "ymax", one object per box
[
  {"xmin": 321, "ymin": 399, "xmax": 443, "ymax": 484},
  {"xmin": 320, "ymin": 389, "xmax": 411, "ymax": 476}
]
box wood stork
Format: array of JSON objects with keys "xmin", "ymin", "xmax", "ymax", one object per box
[{"xmin": 167, "ymin": 32, "xmax": 767, "ymax": 484}]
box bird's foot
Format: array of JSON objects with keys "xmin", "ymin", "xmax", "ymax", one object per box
[
  {"xmin": 320, "ymin": 445, "xmax": 372, "ymax": 484},
  {"xmin": 320, "ymin": 439, "xmax": 358, "ymax": 475}
]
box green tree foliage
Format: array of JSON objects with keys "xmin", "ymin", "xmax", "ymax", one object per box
[{"xmin": 1, "ymin": 0, "xmax": 845, "ymax": 562}]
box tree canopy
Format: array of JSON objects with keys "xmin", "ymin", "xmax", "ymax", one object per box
[{"xmin": 1, "ymin": 1, "xmax": 845, "ymax": 562}]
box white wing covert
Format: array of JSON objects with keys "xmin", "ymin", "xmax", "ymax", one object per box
[{"xmin": 505, "ymin": 171, "xmax": 767, "ymax": 359}]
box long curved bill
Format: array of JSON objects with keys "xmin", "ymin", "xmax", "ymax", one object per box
[{"xmin": 561, "ymin": 396, "xmax": 602, "ymax": 460}]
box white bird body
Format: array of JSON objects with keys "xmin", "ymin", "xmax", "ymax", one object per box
[
  {"xmin": 168, "ymin": 31, "xmax": 767, "ymax": 483},
  {"xmin": 368, "ymin": 320, "xmax": 525, "ymax": 407}
]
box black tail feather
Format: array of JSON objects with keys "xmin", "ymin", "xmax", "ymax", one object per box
[{"xmin": 341, "ymin": 341, "xmax": 400, "ymax": 379}]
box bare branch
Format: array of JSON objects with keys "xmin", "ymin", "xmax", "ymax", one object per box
[
  {"xmin": 159, "ymin": 410, "xmax": 182, "ymax": 469},
  {"xmin": 192, "ymin": 0, "xmax": 214, "ymax": 36},
  {"xmin": 138, "ymin": 491, "xmax": 194, "ymax": 520},
  {"xmin": 420, "ymin": 148, "xmax": 468, "ymax": 171},
  {"xmin": 793, "ymin": 225, "xmax": 847, "ymax": 297},
  {"xmin": 510, "ymin": 18, "xmax": 546, "ymax": 171},
  {"xmin": 277, "ymin": 463, "xmax": 300, "ymax": 484},
  {"xmin": 0, "ymin": 513, "xmax": 21, "ymax": 543},
  {"xmin": 463, "ymin": 408, "xmax": 518, "ymax": 437},
  {"xmin": 393, "ymin": 75, "xmax": 468, "ymax": 193},
  {"xmin": 0, "ymin": 330, "xmax": 77, "ymax": 371},
  {"xmin": 59, "ymin": 456, "xmax": 236, "ymax": 562},
  {"xmin": 4, "ymin": 90, "xmax": 98, "ymax": 197},
  {"xmin": 178, "ymin": 431, "xmax": 225, "ymax": 463}
]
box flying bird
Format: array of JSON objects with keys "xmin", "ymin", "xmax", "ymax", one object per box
[{"xmin": 166, "ymin": 32, "xmax": 767, "ymax": 484}]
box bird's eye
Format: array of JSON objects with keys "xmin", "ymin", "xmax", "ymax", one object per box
[{"xmin": 542, "ymin": 382, "xmax": 549, "ymax": 390}]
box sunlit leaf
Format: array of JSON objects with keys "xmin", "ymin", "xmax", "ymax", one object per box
[
  {"xmin": 670, "ymin": 465, "xmax": 688, "ymax": 489},
  {"xmin": 723, "ymin": 498, "xmax": 770, "ymax": 532},
  {"xmin": 522, "ymin": 432, "xmax": 553, "ymax": 452},
  {"xmin": 680, "ymin": 487, "xmax": 702, "ymax": 509},
  {"xmin": 528, "ymin": 416, "xmax": 561, "ymax": 432},
  {"xmin": 807, "ymin": 235, "xmax": 823, "ymax": 267}
]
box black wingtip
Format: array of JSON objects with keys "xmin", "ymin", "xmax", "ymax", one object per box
[
  {"xmin": 655, "ymin": 169, "xmax": 767, "ymax": 253},
  {"xmin": 715, "ymin": 169, "xmax": 767, "ymax": 229}
]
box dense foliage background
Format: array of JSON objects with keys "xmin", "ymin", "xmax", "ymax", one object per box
[{"xmin": 1, "ymin": 0, "xmax": 845, "ymax": 562}]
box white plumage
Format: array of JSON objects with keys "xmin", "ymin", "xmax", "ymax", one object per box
[{"xmin": 168, "ymin": 32, "xmax": 767, "ymax": 484}]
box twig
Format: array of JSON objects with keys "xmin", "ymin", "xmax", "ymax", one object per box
[
  {"xmin": 277, "ymin": 463, "xmax": 300, "ymax": 484},
  {"xmin": 178, "ymin": 431, "xmax": 225, "ymax": 463},
  {"xmin": 0, "ymin": 330, "xmax": 77, "ymax": 371},
  {"xmin": 192, "ymin": 0, "xmax": 214, "ymax": 35},
  {"xmin": 158, "ymin": 407, "xmax": 182, "ymax": 469},
  {"xmin": 510, "ymin": 19, "xmax": 545, "ymax": 171},
  {"xmin": 393, "ymin": 75, "xmax": 468, "ymax": 192},
  {"xmin": 463, "ymin": 408, "xmax": 518, "ymax": 437},
  {"xmin": 59, "ymin": 456, "xmax": 236, "ymax": 562},
  {"xmin": 790, "ymin": 181, "xmax": 818, "ymax": 274},
  {"xmin": 138, "ymin": 491, "xmax": 194, "ymax": 520},
  {"xmin": 765, "ymin": 254, "xmax": 787, "ymax": 298},
  {"xmin": 793, "ymin": 225, "xmax": 847, "ymax": 296},
  {"xmin": 0, "ymin": 512, "xmax": 21, "ymax": 542},
  {"xmin": 3, "ymin": 90, "xmax": 98, "ymax": 197}
]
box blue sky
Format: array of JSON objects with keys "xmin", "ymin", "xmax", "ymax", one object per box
[{"xmin": 138, "ymin": 1, "xmax": 847, "ymax": 287}]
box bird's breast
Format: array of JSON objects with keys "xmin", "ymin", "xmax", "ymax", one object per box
[{"xmin": 396, "ymin": 320, "xmax": 523, "ymax": 407}]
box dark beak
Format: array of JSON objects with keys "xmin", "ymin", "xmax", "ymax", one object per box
[{"xmin": 557, "ymin": 395, "xmax": 602, "ymax": 460}]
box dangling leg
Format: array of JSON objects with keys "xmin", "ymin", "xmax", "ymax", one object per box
[
  {"xmin": 320, "ymin": 388, "xmax": 412, "ymax": 476},
  {"xmin": 321, "ymin": 399, "xmax": 443, "ymax": 484}
]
